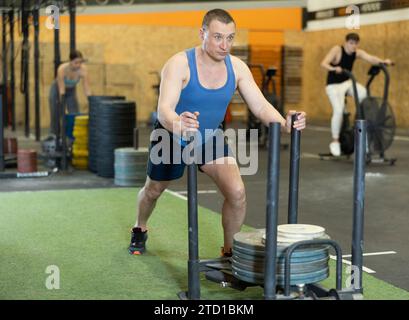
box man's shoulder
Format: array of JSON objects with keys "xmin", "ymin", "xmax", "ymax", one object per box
[
  {"xmin": 229, "ymin": 54, "xmax": 245, "ymax": 64},
  {"xmin": 229, "ymin": 54, "xmax": 250, "ymax": 79},
  {"xmin": 167, "ymin": 50, "xmax": 189, "ymax": 67},
  {"xmin": 330, "ymin": 45, "xmax": 342, "ymax": 52},
  {"xmin": 229, "ymin": 54, "xmax": 247, "ymax": 70},
  {"xmin": 162, "ymin": 50, "xmax": 189, "ymax": 78},
  {"xmin": 355, "ymin": 48, "xmax": 366, "ymax": 56}
]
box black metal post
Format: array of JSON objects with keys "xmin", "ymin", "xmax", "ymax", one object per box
[
  {"xmin": 8, "ymin": 8, "xmax": 15, "ymax": 131},
  {"xmin": 21, "ymin": 0, "xmax": 30, "ymax": 138},
  {"xmin": 68, "ymin": 0, "xmax": 77, "ymax": 113},
  {"xmin": 284, "ymin": 239, "xmax": 343, "ymax": 297},
  {"xmin": 33, "ymin": 1, "xmax": 41, "ymax": 141},
  {"xmin": 351, "ymin": 120, "xmax": 366, "ymax": 294},
  {"xmin": 0, "ymin": 94, "xmax": 4, "ymax": 172},
  {"xmin": 263, "ymin": 122, "xmax": 281, "ymax": 300},
  {"xmin": 69, "ymin": 0, "xmax": 76, "ymax": 52},
  {"xmin": 54, "ymin": 2, "xmax": 61, "ymax": 78},
  {"xmin": 60, "ymin": 96, "xmax": 67, "ymax": 170},
  {"xmin": 187, "ymin": 162, "xmax": 200, "ymax": 299},
  {"xmin": 288, "ymin": 114, "xmax": 300, "ymax": 224},
  {"xmin": 2, "ymin": 11, "xmax": 7, "ymax": 128},
  {"xmin": 379, "ymin": 64, "xmax": 390, "ymax": 102}
]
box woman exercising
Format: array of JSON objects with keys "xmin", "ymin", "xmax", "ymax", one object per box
[{"xmin": 48, "ymin": 50, "xmax": 91, "ymax": 135}]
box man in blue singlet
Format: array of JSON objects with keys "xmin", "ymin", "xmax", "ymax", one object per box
[
  {"xmin": 320, "ymin": 33, "xmax": 392, "ymax": 156},
  {"xmin": 48, "ymin": 50, "xmax": 92, "ymax": 135},
  {"xmin": 129, "ymin": 9, "xmax": 307, "ymax": 256}
]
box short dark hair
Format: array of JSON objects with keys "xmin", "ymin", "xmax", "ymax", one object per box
[
  {"xmin": 346, "ymin": 33, "xmax": 360, "ymax": 42},
  {"xmin": 202, "ymin": 9, "xmax": 235, "ymax": 30},
  {"xmin": 69, "ymin": 50, "xmax": 84, "ymax": 61}
]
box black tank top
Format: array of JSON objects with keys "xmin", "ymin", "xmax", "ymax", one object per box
[{"xmin": 326, "ymin": 45, "xmax": 356, "ymax": 85}]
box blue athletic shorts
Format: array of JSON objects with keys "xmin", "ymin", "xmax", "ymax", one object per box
[{"xmin": 147, "ymin": 121, "xmax": 233, "ymax": 181}]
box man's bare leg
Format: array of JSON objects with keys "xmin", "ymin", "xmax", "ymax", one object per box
[
  {"xmin": 201, "ymin": 157, "xmax": 246, "ymax": 254},
  {"xmin": 134, "ymin": 177, "xmax": 171, "ymax": 231}
]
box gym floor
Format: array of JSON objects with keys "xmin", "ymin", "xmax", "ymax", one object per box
[{"xmin": 2, "ymin": 121, "xmax": 409, "ymax": 294}]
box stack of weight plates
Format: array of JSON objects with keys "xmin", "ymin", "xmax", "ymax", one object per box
[
  {"xmin": 88, "ymin": 95, "xmax": 126, "ymax": 173},
  {"xmin": 96, "ymin": 100, "xmax": 136, "ymax": 178},
  {"xmin": 72, "ymin": 115, "xmax": 89, "ymax": 169},
  {"xmin": 232, "ymin": 224, "xmax": 330, "ymax": 286},
  {"xmin": 114, "ymin": 147, "xmax": 149, "ymax": 186}
]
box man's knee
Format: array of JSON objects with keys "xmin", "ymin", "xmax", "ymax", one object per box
[
  {"xmin": 226, "ymin": 184, "xmax": 246, "ymax": 207},
  {"xmin": 141, "ymin": 180, "xmax": 167, "ymax": 202}
]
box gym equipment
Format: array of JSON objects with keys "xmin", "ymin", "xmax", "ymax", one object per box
[
  {"xmin": 3, "ymin": 138, "xmax": 18, "ymax": 155},
  {"xmin": 40, "ymin": 96, "xmax": 69, "ymax": 170},
  {"xmin": 88, "ymin": 95, "xmax": 126, "ymax": 172},
  {"xmin": 320, "ymin": 64, "xmax": 396, "ymax": 165},
  {"xmin": 72, "ymin": 115, "xmax": 89, "ymax": 170},
  {"xmin": 8, "ymin": 6, "xmax": 16, "ymax": 131},
  {"xmin": 41, "ymin": 134, "xmax": 59, "ymax": 168},
  {"xmin": 33, "ymin": 0, "xmax": 40, "ymax": 141},
  {"xmin": 2, "ymin": 10, "xmax": 8, "ymax": 129},
  {"xmin": 0, "ymin": 167, "xmax": 59, "ymax": 179},
  {"xmin": 0, "ymin": 94, "xmax": 3, "ymax": 171},
  {"xmin": 0, "ymin": 95, "xmax": 18, "ymax": 171},
  {"xmin": 179, "ymin": 116, "xmax": 367, "ymax": 300},
  {"xmin": 361, "ymin": 64, "xmax": 396, "ymax": 164},
  {"xmin": 17, "ymin": 149, "xmax": 37, "ymax": 173},
  {"xmin": 114, "ymin": 147, "xmax": 149, "ymax": 187},
  {"xmin": 232, "ymin": 227, "xmax": 331, "ymax": 286},
  {"xmin": 95, "ymin": 100, "xmax": 136, "ymax": 178},
  {"xmin": 247, "ymin": 64, "xmax": 287, "ymax": 149}
]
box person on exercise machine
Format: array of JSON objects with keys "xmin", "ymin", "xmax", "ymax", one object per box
[
  {"xmin": 128, "ymin": 9, "xmax": 307, "ymax": 257},
  {"xmin": 320, "ymin": 33, "xmax": 392, "ymax": 156}
]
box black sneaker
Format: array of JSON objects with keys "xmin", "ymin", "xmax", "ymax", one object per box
[
  {"xmin": 220, "ymin": 246, "xmax": 233, "ymax": 258},
  {"xmin": 129, "ymin": 227, "xmax": 148, "ymax": 255}
]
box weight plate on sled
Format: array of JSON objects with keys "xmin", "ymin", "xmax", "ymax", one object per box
[
  {"xmin": 232, "ymin": 264, "xmax": 329, "ymax": 286},
  {"xmin": 233, "ymin": 229, "xmax": 330, "ymax": 258},
  {"xmin": 233, "ymin": 243, "xmax": 329, "ymax": 263},
  {"xmin": 277, "ymin": 224, "xmax": 326, "ymax": 238},
  {"xmin": 232, "ymin": 227, "xmax": 331, "ymax": 286},
  {"xmin": 233, "ymin": 229, "xmax": 265, "ymax": 253},
  {"xmin": 232, "ymin": 255, "xmax": 329, "ymax": 274}
]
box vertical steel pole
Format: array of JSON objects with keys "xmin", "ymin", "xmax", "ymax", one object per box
[
  {"xmin": 351, "ymin": 120, "xmax": 366, "ymax": 294},
  {"xmin": 264, "ymin": 122, "xmax": 281, "ymax": 300},
  {"xmin": 187, "ymin": 161, "xmax": 200, "ymax": 300},
  {"xmin": 288, "ymin": 114, "xmax": 300, "ymax": 224},
  {"xmin": 33, "ymin": 0, "xmax": 41, "ymax": 141},
  {"xmin": 8, "ymin": 8, "xmax": 16, "ymax": 131}
]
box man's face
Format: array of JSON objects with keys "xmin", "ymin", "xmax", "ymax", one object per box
[
  {"xmin": 201, "ymin": 20, "xmax": 236, "ymax": 61},
  {"xmin": 345, "ymin": 40, "xmax": 359, "ymax": 53}
]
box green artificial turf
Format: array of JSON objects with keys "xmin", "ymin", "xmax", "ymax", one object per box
[{"xmin": 0, "ymin": 188, "xmax": 408, "ymax": 300}]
